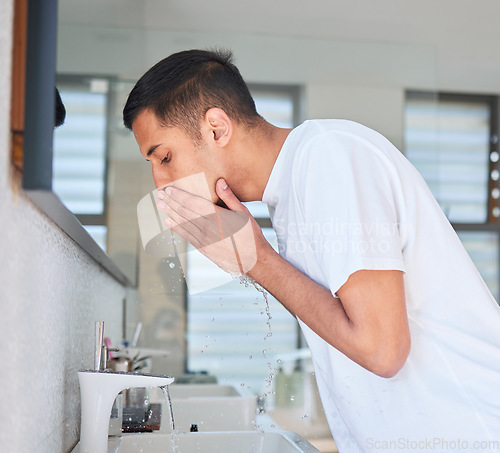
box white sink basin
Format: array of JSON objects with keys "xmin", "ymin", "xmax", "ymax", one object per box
[
  {"xmin": 149, "ymin": 384, "xmax": 257, "ymax": 433},
  {"xmin": 71, "ymin": 384, "xmax": 320, "ymax": 452},
  {"xmin": 106, "ymin": 431, "xmax": 320, "ymax": 453}
]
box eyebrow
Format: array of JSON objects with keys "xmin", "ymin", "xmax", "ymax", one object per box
[{"xmin": 146, "ymin": 144, "xmax": 161, "ymax": 158}]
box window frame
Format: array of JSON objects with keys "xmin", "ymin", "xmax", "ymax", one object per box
[{"xmin": 54, "ymin": 74, "xmax": 115, "ymax": 232}]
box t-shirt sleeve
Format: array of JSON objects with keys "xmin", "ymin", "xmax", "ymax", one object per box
[{"xmin": 298, "ymin": 131, "xmax": 406, "ymax": 297}]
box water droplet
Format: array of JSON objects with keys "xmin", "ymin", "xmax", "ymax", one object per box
[
  {"xmin": 290, "ymin": 395, "xmax": 295, "ymax": 401},
  {"xmin": 249, "ymin": 355, "xmax": 253, "ymax": 359},
  {"xmin": 169, "ymin": 262, "xmax": 175, "ymax": 268}
]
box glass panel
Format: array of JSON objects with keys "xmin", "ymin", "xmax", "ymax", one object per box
[
  {"xmin": 186, "ymin": 228, "xmax": 299, "ymax": 394},
  {"xmin": 405, "ymin": 96, "xmax": 490, "ymax": 223},
  {"xmin": 457, "ymin": 231, "xmax": 499, "ymax": 301}
]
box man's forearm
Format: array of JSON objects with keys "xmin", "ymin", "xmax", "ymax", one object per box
[
  {"xmin": 247, "ymin": 247, "xmax": 362, "ymax": 360},
  {"xmin": 247, "ymin": 245, "xmax": 410, "ymax": 378}
]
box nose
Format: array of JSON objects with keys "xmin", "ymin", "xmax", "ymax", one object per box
[{"xmin": 152, "ymin": 167, "xmax": 172, "ymax": 190}]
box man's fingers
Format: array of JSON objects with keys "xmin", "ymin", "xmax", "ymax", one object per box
[
  {"xmin": 159, "ymin": 185, "xmax": 249, "ymax": 238},
  {"xmin": 157, "ymin": 185, "xmax": 256, "ymax": 263},
  {"xmin": 162, "ymin": 186, "xmax": 215, "ymax": 217},
  {"xmin": 216, "ymin": 178, "xmax": 247, "ymax": 213}
]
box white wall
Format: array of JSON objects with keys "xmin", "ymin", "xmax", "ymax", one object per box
[
  {"xmin": 306, "ymin": 84, "xmax": 405, "ymax": 151},
  {"xmin": 0, "ymin": 2, "xmax": 126, "ymax": 452}
]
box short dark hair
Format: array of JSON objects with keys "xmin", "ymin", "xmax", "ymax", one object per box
[{"xmin": 123, "ymin": 49, "xmax": 262, "ymax": 141}]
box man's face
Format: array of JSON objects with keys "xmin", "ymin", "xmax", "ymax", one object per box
[{"xmin": 132, "ymin": 109, "xmax": 224, "ymax": 203}]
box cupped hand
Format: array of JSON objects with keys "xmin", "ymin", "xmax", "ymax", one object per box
[{"xmin": 156, "ymin": 179, "xmax": 267, "ymax": 275}]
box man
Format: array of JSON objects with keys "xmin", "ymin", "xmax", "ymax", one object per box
[{"xmin": 124, "ymin": 49, "xmax": 500, "ymax": 452}]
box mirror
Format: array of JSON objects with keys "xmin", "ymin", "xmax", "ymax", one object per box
[{"xmin": 25, "ymin": 0, "xmax": 500, "ymax": 409}]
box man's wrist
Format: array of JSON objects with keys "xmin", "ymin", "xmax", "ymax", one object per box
[{"xmin": 246, "ymin": 243, "xmax": 280, "ymax": 285}]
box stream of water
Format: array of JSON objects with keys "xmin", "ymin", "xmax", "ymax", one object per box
[
  {"xmin": 161, "ymin": 386, "xmax": 179, "ymax": 452},
  {"xmin": 237, "ymin": 275, "xmax": 273, "ymax": 342}
]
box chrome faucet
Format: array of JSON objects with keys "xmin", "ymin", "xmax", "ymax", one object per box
[{"xmin": 78, "ymin": 322, "xmax": 174, "ymax": 453}]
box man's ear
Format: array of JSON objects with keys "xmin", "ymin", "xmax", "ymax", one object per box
[{"xmin": 204, "ymin": 108, "xmax": 232, "ymax": 147}]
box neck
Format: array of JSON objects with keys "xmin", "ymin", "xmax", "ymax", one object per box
[{"xmin": 228, "ymin": 121, "xmax": 292, "ymax": 202}]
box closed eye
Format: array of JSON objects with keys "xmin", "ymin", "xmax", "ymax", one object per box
[{"xmin": 160, "ymin": 153, "xmax": 171, "ymax": 165}]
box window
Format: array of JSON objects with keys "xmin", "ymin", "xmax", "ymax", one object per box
[
  {"xmin": 405, "ymin": 91, "xmax": 500, "ymax": 299},
  {"xmin": 53, "ymin": 76, "xmax": 111, "ymax": 251},
  {"xmin": 186, "ymin": 85, "xmax": 302, "ymax": 395}
]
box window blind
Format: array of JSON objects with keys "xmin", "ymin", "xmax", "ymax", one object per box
[{"xmin": 405, "ymin": 95, "xmax": 491, "ymax": 223}]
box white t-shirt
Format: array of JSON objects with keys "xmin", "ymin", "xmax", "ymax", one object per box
[{"xmin": 262, "ymin": 120, "xmax": 500, "ymax": 453}]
